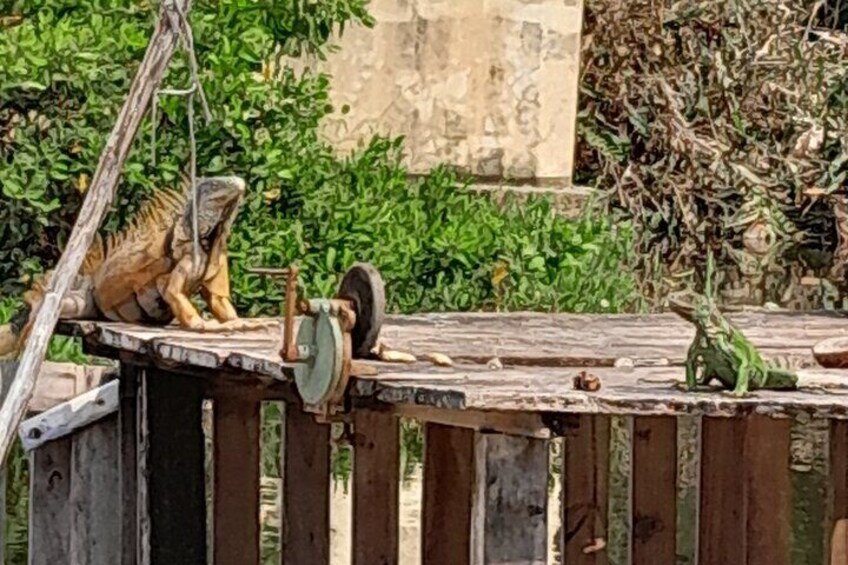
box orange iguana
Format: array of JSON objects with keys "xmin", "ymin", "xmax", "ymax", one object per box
[{"xmin": 0, "ymin": 175, "xmax": 255, "ymax": 358}]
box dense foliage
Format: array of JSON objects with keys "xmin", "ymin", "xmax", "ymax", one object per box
[
  {"xmin": 576, "ymin": 0, "xmax": 848, "ymax": 305},
  {"xmin": 0, "ymin": 0, "xmax": 634, "ymax": 315}
]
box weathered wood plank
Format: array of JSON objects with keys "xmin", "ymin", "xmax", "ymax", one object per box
[
  {"xmin": 353, "ymin": 410, "xmax": 400, "ymax": 565},
  {"xmin": 745, "ymin": 416, "xmax": 791, "ymax": 565},
  {"xmin": 699, "ymin": 417, "xmax": 746, "ymax": 565},
  {"xmin": 0, "ymin": 0, "xmax": 195, "ymax": 468},
  {"xmin": 631, "ymin": 416, "xmax": 676, "ymax": 565},
  {"xmin": 70, "ymin": 415, "xmax": 121, "ymax": 564},
  {"xmin": 139, "ymin": 369, "xmax": 206, "ymax": 564},
  {"xmin": 20, "ymin": 379, "xmax": 119, "ymax": 451},
  {"xmin": 0, "ymin": 359, "xmax": 14, "ymax": 565},
  {"xmin": 391, "ymin": 403, "xmax": 553, "ymax": 438},
  {"xmin": 28, "ymin": 438, "xmax": 71, "ymax": 565},
  {"xmin": 471, "ymin": 433, "xmax": 548, "ymax": 564},
  {"xmin": 119, "ymin": 365, "xmax": 140, "ymax": 565},
  {"xmin": 699, "ymin": 416, "xmax": 792, "ymax": 565},
  {"xmin": 562, "ymin": 415, "xmax": 610, "ymax": 564},
  {"xmin": 59, "ymin": 310, "xmax": 848, "ymax": 375},
  {"xmin": 422, "ymin": 424, "xmax": 474, "ymax": 564},
  {"xmin": 282, "ymin": 402, "xmax": 331, "ymax": 565},
  {"xmin": 830, "ymin": 421, "xmax": 848, "ymax": 564},
  {"xmin": 213, "ymin": 395, "xmax": 261, "ymax": 565}
]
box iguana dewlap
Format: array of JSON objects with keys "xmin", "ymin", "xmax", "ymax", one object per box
[{"xmin": 3, "ymin": 176, "xmax": 252, "ymax": 357}]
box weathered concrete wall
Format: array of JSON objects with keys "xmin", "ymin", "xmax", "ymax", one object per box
[{"xmin": 314, "ymin": 0, "xmax": 584, "ymax": 186}]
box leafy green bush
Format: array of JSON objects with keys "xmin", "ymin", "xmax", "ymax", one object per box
[{"xmin": 1, "ymin": 2, "xmax": 636, "ymax": 563}]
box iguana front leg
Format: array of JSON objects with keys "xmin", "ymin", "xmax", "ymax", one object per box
[{"xmin": 163, "ymin": 256, "xmax": 207, "ymax": 329}]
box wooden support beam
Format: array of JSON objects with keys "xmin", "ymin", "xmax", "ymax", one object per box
[
  {"xmin": 119, "ymin": 365, "xmax": 140, "ymax": 565},
  {"xmin": 20, "ymin": 379, "xmax": 119, "ymax": 451},
  {"xmin": 631, "ymin": 416, "xmax": 677, "ymax": 565},
  {"xmin": 562, "ymin": 415, "xmax": 610, "ymax": 564},
  {"xmin": 282, "ymin": 402, "xmax": 331, "ymax": 565},
  {"xmin": 28, "ymin": 438, "xmax": 72, "ymax": 564},
  {"xmin": 470, "ymin": 432, "xmax": 549, "ymax": 564},
  {"xmin": 830, "ymin": 421, "xmax": 848, "ymax": 564},
  {"xmin": 422, "ymin": 423, "xmax": 474, "ymax": 565},
  {"xmin": 213, "ymin": 395, "xmax": 261, "ymax": 565},
  {"xmin": 699, "ymin": 416, "xmax": 792, "ymax": 565},
  {"xmin": 0, "ymin": 0, "xmax": 193, "ymax": 467},
  {"xmin": 138, "ymin": 369, "xmax": 206, "ymax": 564},
  {"xmin": 353, "ymin": 410, "xmax": 400, "ymax": 565},
  {"xmin": 70, "ymin": 415, "xmax": 121, "ymax": 563}
]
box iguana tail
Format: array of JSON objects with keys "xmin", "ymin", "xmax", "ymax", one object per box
[{"xmin": 766, "ymin": 367, "xmax": 799, "ymax": 389}]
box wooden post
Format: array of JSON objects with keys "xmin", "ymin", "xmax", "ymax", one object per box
[
  {"xmin": 830, "ymin": 421, "xmax": 848, "ymax": 564},
  {"xmin": 353, "ymin": 410, "xmax": 400, "ymax": 565},
  {"xmin": 470, "ymin": 433, "xmax": 549, "ymax": 565},
  {"xmin": 422, "ymin": 423, "xmax": 475, "ymax": 565},
  {"xmin": 0, "ymin": 360, "xmax": 14, "ymax": 565},
  {"xmin": 28, "ymin": 439, "xmax": 72, "ymax": 564},
  {"xmin": 213, "ymin": 395, "xmax": 261, "ymax": 565},
  {"xmin": 119, "ymin": 366, "xmax": 140, "ymax": 565},
  {"xmin": 282, "ymin": 402, "xmax": 331, "ymax": 565},
  {"xmin": 562, "ymin": 415, "xmax": 610, "ymax": 565},
  {"xmin": 138, "ymin": 369, "xmax": 206, "ymax": 564},
  {"xmin": 0, "ymin": 0, "xmax": 194, "ymax": 468},
  {"xmin": 631, "ymin": 416, "xmax": 677, "ymax": 565},
  {"xmin": 69, "ymin": 415, "xmax": 121, "ymax": 563},
  {"xmin": 699, "ymin": 415, "xmax": 792, "ymax": 565}
]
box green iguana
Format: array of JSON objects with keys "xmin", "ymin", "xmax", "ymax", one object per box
[
  {"xmin": 667, "ymin": 253, "xmax": 798, "ymax": 397},
  {"xmin": 0, "ymin": 175, "xmax": 257, "ymax": 358}
]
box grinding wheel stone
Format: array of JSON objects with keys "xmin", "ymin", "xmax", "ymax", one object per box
[{"xmin": 338, "ymin": 263, "xmax": 386, "ymax": 358}]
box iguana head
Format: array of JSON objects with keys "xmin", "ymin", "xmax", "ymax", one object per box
[
  {"xmin": 187, "ymin": 176, "xmax": 246, "ymax": 243},
  {"xmin": 667, "ymin": 290, "xmax": 712, "ymax": 326}
]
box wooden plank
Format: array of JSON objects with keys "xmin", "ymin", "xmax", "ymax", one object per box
[
  {"xmin": 744, "ymin": 416, "xmax": 791, "ymax": 565},
  {"xmin": 20, "ymin": 379, "xmax": 119, "ymax": 451},
  {"xmin": 282, "ymin": 402, "xmax": 331, "ymax": 565},
  {"xmin": 699, "ymin": 416, "xmax": 792, "ymax": 565},
  {"xmin": 213, "ymin": 395, "xmax": 261, "ymax": 565},
  {"xmin": 562, "ymin": 415, "xmax": 610, "ymax": 564},
  {"xmin": 470, "ymin": 433, "xmax": 548, "ymax": 564},
  {"xmin": 28, "ymin": 438, "xmax": 71, "ymax": 565},
  {"xmin": 0, "ymin": 359, "xmax": 14, "ymax": 565},
  {"xmin": 0, "ymin": 0, "xmax": 194, "ymax": 468},
  {"xmin": 353, "ymin": 365, "xmax": 848, "ymax": 420},
  {"xmin": 139, "ymin": 369, "xmax": 206, "ymax": 564},
  {"xmin": 70, "ymin": 414, "xmax": 121, "ymax": 564},
  {"xmin": 60, "ymin": 310, "xmax": 848, "ymax": 374},
  {"xmin": 119, "ymin": 365, "xmax": 140, "ymax": 565},
  {"xmin": 353, "ymin": 410, "xmax": 400, "ymax": 565},
  {"xmin": 422, "ymin": 423, "xmax": 474, "ymax": 565},
  {"xmin": 391, "ymin": 403, "xmax": 553, "ymax": 438},
  {"xmin": 631, "ymin": 416, "xmax": 676, "ymax": 565},
  {"xmin": 699, "ymin": 417, "xmax": 746, "ymax": 565},
  {"xmin": 830, "ymin": 421, "xmax": 848, "ymax": 564}
]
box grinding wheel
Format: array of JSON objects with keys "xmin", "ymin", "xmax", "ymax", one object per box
[{"xmin": 337, "ymin": 263, "xmax": 386, "ymax": 358}]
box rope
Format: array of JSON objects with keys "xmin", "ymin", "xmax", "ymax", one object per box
[{"xmin": 150, "ymin": 0, "xmax": 212, "ymax": 269}]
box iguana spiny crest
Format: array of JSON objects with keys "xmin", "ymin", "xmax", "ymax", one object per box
[{"xmin": 1, "ymin": 176, "xmax": 252, "ymax": 358}]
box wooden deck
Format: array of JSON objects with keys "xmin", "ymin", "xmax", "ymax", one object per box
[{"xmin": 59, "ymin": 310, "xmax": 848, "ymax": 421}]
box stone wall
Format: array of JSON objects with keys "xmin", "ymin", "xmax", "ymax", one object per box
[{"xmin": 311, "ymin": 0, "xmax": 585, "ymax": 187}]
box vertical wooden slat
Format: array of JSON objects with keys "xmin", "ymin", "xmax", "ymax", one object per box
[
  {"xmin": 829, "ymin": 421, "xmax": 848, "ymax": 564},
  {"xmin": 699, "ymin": 417, "xmax": 746, "ymax": 565},
  {"xmin": 562, "ymin": 415, "xmax": 610, "ymax": 564},
  {"xmin": 139, "ymin": 369, "xmax": 206, "ymax": 565},
  {"xmin": 470, "ymin": 433, "xmax": 548, "ymax": 565},
  {"xmin": 699, "ymin": 415, "xmax": 792, "ymax": 565},
  {"xmin": 119, "ymin": 365, "xmax": 139, "ymax": 565},
  {"xmin": 0, "ymin": 359, "xmax": 13, "ymax": 565},
  {"xmin": 353, "ymin": 410, "xmax": 400, "ymax": 565},
  {"xmin": 422, "ymin": 423, "xmax": 474, "ymax": 565},
  {"xmin": 631, "ymin": 416, "xmax": 677, "ymax": 565},
  {"xmin": 70, "ymin": 415, "xmax": 121, "ymax": 564},
  {"xmin": 744, "ymin": 415, "xmax": 791, "ymax": 565},
  {"xmin": 213, "ymin": 396, "xmax": 261, "ymax": 565},
  {"xmin": 28, "ymin": 438, "xmax": 72, "ymax": 565},
  {"xmin": 282, "ymin": 403, "xmax": 331, "ymax": 565}
]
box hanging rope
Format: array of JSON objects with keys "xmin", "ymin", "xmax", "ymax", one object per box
[{"xmin": 150, "ymin": 0, "xmax": 212, "ymax": 269}]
